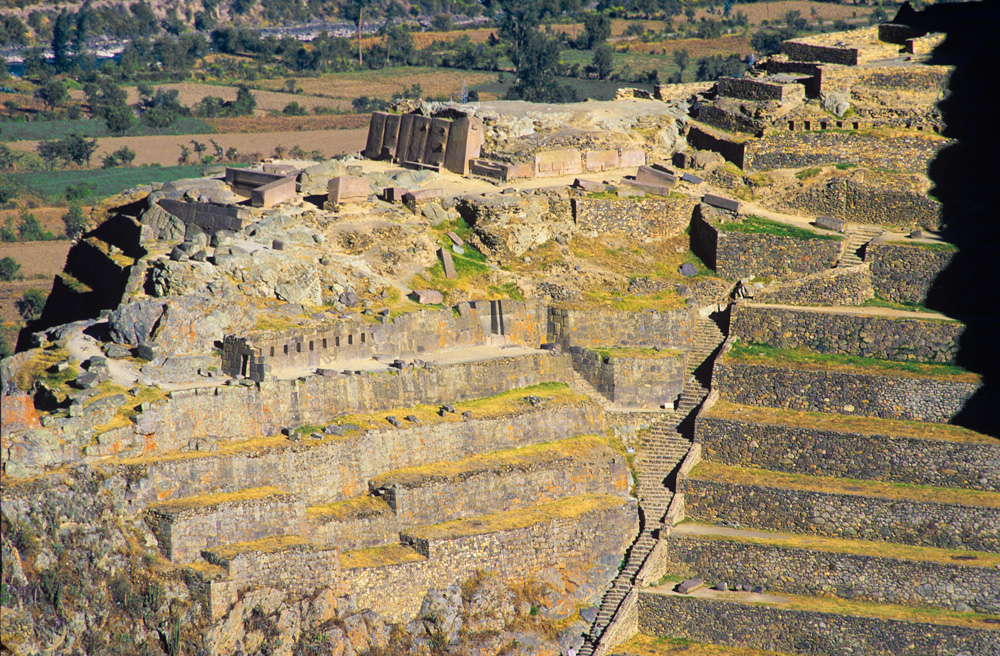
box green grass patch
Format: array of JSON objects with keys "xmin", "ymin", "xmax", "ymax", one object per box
[
  {"xmin": 679, "ymin": 521, "xmax": 1000, "ymax": 568},
  {"xmin": 7, "ymin": 164, "xmax": 245, "ymax": 201},
  {"xmin": 717, "ymin": 215, "xmax": 842, "ymax": 241},
  {"xmin": 727, "ymin": 341, "xmax": 976, "ymax": 381},
  {"xmin": 487, "ymin": 282, "xmax": 525, "ymax": 301},
  {"xmin": 706, "ymin": 401, "xmax": 997, "ymax": 445},
  {"xmin": 689, "ymin": 461, "xmax": 1000, "ymax": 509},
  {"xmin": 0, "ymin": 117, "xmax": 215, "ymax": 142},
  {"xmin": 794, "ymin": 167, "xmax": 821, "ymax": 180},
  {"xmin": 886, "ymin": 239, "xmax": 959, "ymax": 253},
  {"xmin": 834, "ymin": 162, "xmax": 856, "ymax": 170}
]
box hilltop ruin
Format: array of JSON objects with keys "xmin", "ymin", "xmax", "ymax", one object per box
[{"xmin": 2, "ymin": 4, "xmax": 999, "ymax": 656}]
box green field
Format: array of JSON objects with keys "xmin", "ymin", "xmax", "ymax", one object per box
[
  {"xmin": 0, "ymin": 117, "xmax": 215, "ymax": 142},
  {"xmin": 7, "ymin": 164, "xmax": 241, "ymax": 201}
]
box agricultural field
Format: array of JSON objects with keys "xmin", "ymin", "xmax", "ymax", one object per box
[
  {"xmin": 6, "ymin": 125, "xmax": 368, "ymax": 173},
  {"xmin": 255, "ymin": 67, "xmax": 496, "ymax": 102},
  {"xmin": 0, "ymin": 117, "xmax": 215, "ymax": 142},
  {"xmin": 5, "ymin": 164, "xmax": 227, "ymax": 200}
]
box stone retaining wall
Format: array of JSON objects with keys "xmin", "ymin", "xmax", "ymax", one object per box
[
  {"xmin": 571, "ymin": 348, "xmax": 686, "ymax": 409},
  {"xmin": 208, "ymin": 498, "xmax": 636, "ymax": 623},
  {"xmin": 664, "ymin": 534, "xmax": 1000, "ymax": 613},
  {"xmin": 743, "ymin": 131, "xmax": 951, "ymax": 173},
  {"xmin": 681, "ymin": 476, "xmax": 1000, "ymax": 552},
  {"xmin": 145, "ymin": 492, "xmax": 306, "ymax": 563},
  {"xmin": 547, "ymin": 306, "xmax": 694, "ymax": 351},
  {"xmin": 751, "ymin": 264, "xmax": 873, "ymax": 306},
  {"xmin": 714, "ymin": 360, "xmax": 980, "ymax": 423},
  {"xmin": 122, "ymin": 401, "xmax": 603, "ymax": 510},
  {"xmin": 94, "ymin": 352, "xmax": 574, "ymax": 465},
  {"xmin": 867, "ymin": 241, "xmax": 957, "ymax": 306},
  {"xmin": 637, "ymin": 593, "xmax": 999, "ymax": 656},
  {"xmin": 223, "ymin": 300, "xmax": 546, "ymax": 380},
  {"xmin": 730, "ymin": 303, "xmax": 964, "ymax": 363},
  {"xmin": 572, "ymin": 197, "xmax": 694, "ymax": 241},
  {"xmin": 696, "ymin": 414, "xmax": 1000, "ymax": 492},
  {"xmin": 777, "ymin": 175, "xmax": 942, "ymax": 229},
  {"xmin": 690, "ymin": 206, "xmax": 841, "ymax": 281},
  {"xmin": 379, "ymin": 450, "xmax": 628, "ymax": 525},
  {"xmin": 309, "ymin": 505, "xmax": 399, "ymax": 550}
]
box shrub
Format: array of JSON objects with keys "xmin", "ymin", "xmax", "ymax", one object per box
[
  {"xmin": 16, "ymin": 288, "xmax": 47, "ymax": 321},
  {"xmin": 0, "ymin": 256, "xmax": 21, "ymax": 280},
  {"xmin": 62, "ymin": 203, "xmax": 86, "ymax": 238}
]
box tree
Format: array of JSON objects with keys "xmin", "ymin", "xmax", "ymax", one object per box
[
  {"xmin": 34, "ymin": 79, "xmax": 67, "ymax": 112},
  {"xmin": 112, "ymin": 146, "xmax": 135, "ymax": 166},
  {"xmin": 51, "ymin": 10, "xmax": 72, "ymax": 72},
  {"xmin": 506, "ymin": 31, "xmax": 577, "ymax": 103},
  {"xmin": 230, "ymin": 86, "xmax": 256, "ymax": 117},
  {"xmin": 104, "ymin": 104, "xmax": 136, "ymax": 134},
  {"xmin": 431, "ymin": 14, "xmax": 452, "ymax": 32},
  {"xmin": 16, "ymin": 289, "xmax": 47, "ymax": 322},
  {"xmin": 62, "ymin": 204, "xmax": 86, "ymax": 238},
  {"xmin": 0, "ymin": 256, "xmax": 21, "ymax": 281},
  {"xmin": 694, "ymin": 54, "xmax": 745, "ymax": 81},
  {"xmin": 592, "ymin": 45, "xmax": 613, "ymax": 80},
  {"xmin": 179, "ymin": 144, "xmax": 191, "ymax": 164},
  {"xmin": 672, "ymin": 48, "xmax": 690, "ymax": 78},
  {"xmin": 18, "ymin": 212, "xmax": 52, "ymax": 241},
  {"xmin": 497, "ymin": 0, "xmax": 543, "ymax": 68},
  {"xmin": 751, "ymin": 29, "xmax": 795, "ymax": 56},
  {"xmin": 581, "ymin": 13, "xmax": 611, "ymax": 50},
  {"xmin": 0, "ymin": 144, "xmax": 15, "ymax": 171}
]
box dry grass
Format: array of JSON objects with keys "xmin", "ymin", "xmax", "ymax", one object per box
[
  {"xmin": 9, "ymin": 346, "xmax": 74, "ymax": 393},
  {"xmin": 306, "ymin": 496, "xmax": 391, "ymax": 522},
  {"xmin": 339, "ymin": 544, "xmax": 425, "ymax": 569},
  {"xmin": 369, "ymin": 435, "xmax": 616, "ymax": 489},
  {"xmin": 207, "ymin": 535, "xmax": 314, "ymax": 561},
  {"xmin": 257, "ymin": 68, "xmax": 496, "ymax": 101},
  {"xmin": 112, "ymin": 383, "xmax": 588, "ymax": 467},
  {"xmin": 690, "ymin": 461, "xmax": 1000, "ymax": 509},
  {"xmin": 774, "ymin": 592, "xmax": 1000, "ymax": 632},
  {"xmin": 591, "ymin": 347, "xmax": 684, "ymax": 360},
  {"xmin": 322, "ymin": 382, "xmax": 585, "ymax": 434},
  {"xmin": 9, "ymin": 129, "xmax": 369, "ymax": 167},
  {"xmin": 204, "ymin": 114, "xmax": 368, "ymax": 134},
  {"xmin": 621, "ymin": 34, "xmax": 752, "ymax": 59},
  {"xmin": 147, "ymin": 485, "xmax": 290, "ymax": 515},
  {"xmin": 680, "ymin": 521, "xmax": 1000, "ymax": 568},
  {"xmin": 612, "ymin": 634, "xmax": 794, "ymax": 656},
  {"xmin": 706, "ymin": 401, "xmax": 997, "ymax": 445},
  {"xmin": 404, "ymin": 494, "xmax": 624, "ymax": 541}
]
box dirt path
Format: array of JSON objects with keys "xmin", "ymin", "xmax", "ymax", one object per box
[
  {"xmin": 64, "ymin": 327, "xmax": 141, "ymax": 388},
  {"xmin": 743, "ymin": 301, "xmax": 952, "ymax": 320}
]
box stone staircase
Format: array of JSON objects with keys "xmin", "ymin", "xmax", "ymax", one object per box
[
  {"xmin": 571, "ymin": 370, "xmax": 615, "ymax": 411},
  {"xmin": 838, "ymin": 224, "xmax": 883, "ymax": 267},
  {"xmin": 578, "ymin": 313, "xmax": 728, "ymax": 656}
]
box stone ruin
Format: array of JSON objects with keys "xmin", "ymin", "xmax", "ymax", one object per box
[{"xmin": 2, "ymin": 5, "xmax": 998, "ymax": 656}]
